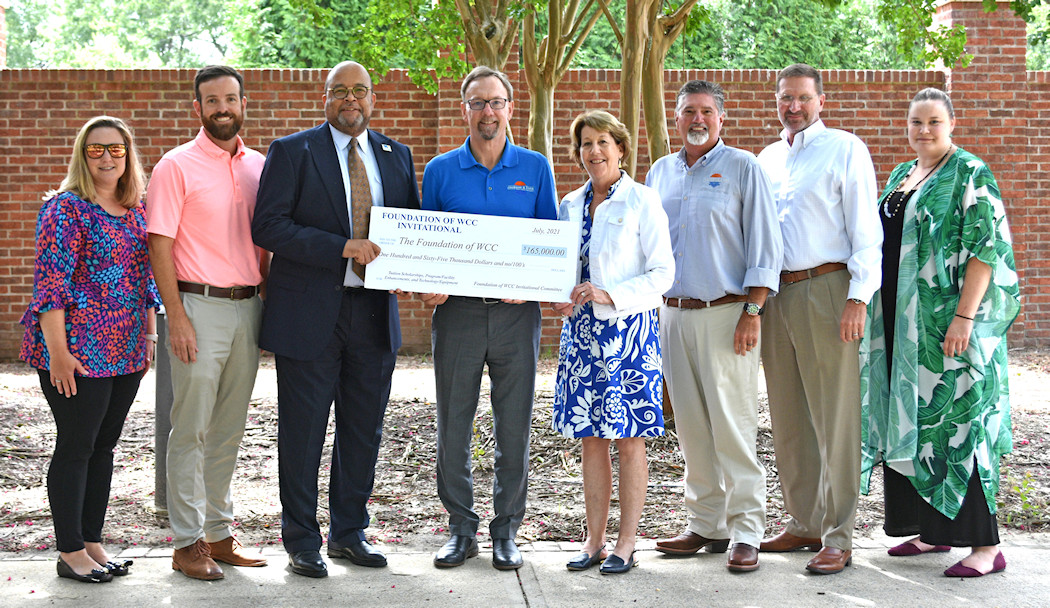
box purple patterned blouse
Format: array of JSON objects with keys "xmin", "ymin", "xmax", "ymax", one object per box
[{"xmin": 20, "ymin": 191, "xmax": 161, "ymax": 377}]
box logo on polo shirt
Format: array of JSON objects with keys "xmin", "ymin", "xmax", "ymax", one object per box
[
  {"xmin": 709, "ymin": 173, "xmax": 722, "ymax": 188},
  {"xmin": 507, "ymin": 180, "xmax": 535, "ymax": 193}
]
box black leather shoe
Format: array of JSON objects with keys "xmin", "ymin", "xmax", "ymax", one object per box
[
  {"xmin": 599, "ymin": 552, "xmax": 637, "ymax": 575},
  {"xmin": 434, "ymin": 535, "xmax": 479, "ymax": 568},
  {"xmin": 328, "ymin": 540, "xmax": 387, "ymax": 568},
  {"xmin": 492, "ymin": 538, "xmax": 523, "ymax": 570},
  {"xmin": 56, "ymin": 557, "xmax": 112, "ymax": 583},
  {"xmin": 566, "ymin": 545, "xmax": 606, "ymax": 571},
  {"xmin": 288, "ymin": 550, "xmax": 328, "ymax": 578}
]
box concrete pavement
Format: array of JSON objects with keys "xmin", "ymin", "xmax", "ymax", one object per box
[{"xmin": 2, "ymin": 532, "xmax": 1047, "ymax": 607}]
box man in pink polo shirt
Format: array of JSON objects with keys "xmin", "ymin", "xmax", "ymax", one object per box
[{"xmin": 146, "ymin": 65, "xmax": 269, "ymax": 581}]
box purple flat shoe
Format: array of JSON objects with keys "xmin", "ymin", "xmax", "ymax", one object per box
[
  {"xmin": 888, "ymin": 542, "xmax": 952, "ymax": 556},
  {"xmin": 944, "ymin": 551, "xmax": 1006, "ymax": 577}
]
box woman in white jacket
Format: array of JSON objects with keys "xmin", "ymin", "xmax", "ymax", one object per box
[{"xmin": 553, "ymin": 111, "xmax": 674, "ymax": 575}]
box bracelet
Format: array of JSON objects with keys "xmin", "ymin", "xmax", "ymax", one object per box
[
  {"xmin": 954, "ymin": 313, "xmax": 974, "ymax": 321},
  {"xmin": 145, "ymin": 333, "xmax": 159, "ymax": 342}
]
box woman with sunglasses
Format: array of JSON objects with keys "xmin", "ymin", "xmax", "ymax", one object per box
[{"xmin": 20, "ymin": 116, "xmax": 160, "ymax": 583}]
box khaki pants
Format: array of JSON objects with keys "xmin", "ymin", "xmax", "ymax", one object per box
[
  {"xmin": 661, "ymin": 302, "xmax": 766, "ymax": 547},
  {"xmin": 166, "ymin": 293, "xmax": 262, "ymax": 549},
  {"xmin": 760, "ymin": 270, "xmax": 860, "ymax": 551}
]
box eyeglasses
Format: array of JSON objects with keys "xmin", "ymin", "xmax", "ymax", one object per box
[
  {"xmin": 84, "ymin": 143, "xmax": 128, "ymax": 159},
  {"xmin": 775, "ymin": 94, "xmax": 816, "ymax": 106},
  {"xmin": 463, "ymin": 97, "xmax": 509, "ymax": 111},
  {"xmin": 327, "ymin": 85, "xmax": 371, "ymax": 100}
]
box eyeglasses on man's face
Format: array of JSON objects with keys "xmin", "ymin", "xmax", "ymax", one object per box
[
  {"xmin": 463, "ymin": 97, "xmax": 509, "ymax": 111},
  {"xmin": 84, "ymin": 143, "xmax": 127, "ymax": 159},
  {"xmin": 775, "ymin": 94, "xmax": 817, "ymax": 106},
  {"xmin": 327, "ymin": 85, "xmax": 371, "ymax": 100}
]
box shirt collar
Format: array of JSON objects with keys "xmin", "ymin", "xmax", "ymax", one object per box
[
  {"xmin": 194, "ymin": 127, "xmax": 246, "ymax": 159},
  {"xmin": 329, "ymin": 124, "xmax": 370, "ymax": 154},
  {"xmin": 457, "ymin": 137, "xmax": 519, "ymax": 170},
  {"xmin": 675, "ymin": 138, "xmax": 726, "ymax": 169},
  {"xmin": 780, "ymin": 119, "xmax": 827, "ymax": 148}
]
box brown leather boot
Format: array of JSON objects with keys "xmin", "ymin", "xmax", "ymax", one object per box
[
  {"xmin": 208, "ymin": 536, "xmax": 267, "ymax": 567},
  {"xmin": 172, "ymin": 539, "xmax": 224, "ymax": 580}
]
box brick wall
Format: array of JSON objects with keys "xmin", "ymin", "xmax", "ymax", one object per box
[{"xmin": 0, "ymin": 0, "xmax": 1044, "ymax": 357}]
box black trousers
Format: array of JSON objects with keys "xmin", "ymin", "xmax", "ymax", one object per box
[
  {"xmin": 40, "ymin": 369, "xmax": 144, "ymax": 553},
  {"xmin": 883, "ymin": 462, "xmax": 1000, "ymax": 547}
]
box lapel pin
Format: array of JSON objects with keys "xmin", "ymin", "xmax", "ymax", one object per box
[{"xmin": 381, "ymin": 144, "xmax": 392, "ymax": 152}]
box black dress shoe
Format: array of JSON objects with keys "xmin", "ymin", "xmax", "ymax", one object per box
[
  {"xmin": 103, "ymin": 559, "xmax": 133, "ymax": 576},
  {"xmin": 288, "ymin": 550, "xmax": 328, "ymax": 578},
  {"xmin": 492, "ymin": 538, "xmax": 523, "ymax": 570},
  {"xmin": 434, "ymin": 535, "xmax": 479, "ymax": 568},
  {"xmin": 599, "ymin": 552, "xmax": 637, "ymax": 575},
  {"xmin": 328, "ymin": 540, "xmax": 387, "ymax": 568}
]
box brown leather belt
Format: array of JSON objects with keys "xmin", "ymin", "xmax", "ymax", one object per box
[
  {"xmin": 177, "ymin": 281, "xmax": 260, "ymax": 300},
  {"xmin": 663, "ymin": 294, "xmax": 746, "ymax": 309},
  {"xmin": 780, "ymin": 262, "xmax": 847, "ymax": 286}
]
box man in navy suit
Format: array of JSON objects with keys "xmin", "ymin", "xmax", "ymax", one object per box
[{"xmin": 252, "ymin": 61, "xmax": 420, "ymax": 578}]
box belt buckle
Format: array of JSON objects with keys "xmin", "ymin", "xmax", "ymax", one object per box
[
  {"xmin": 481, "ymin": 297, "xmax": 500, "ymax": 305},
  {"xmin": 228, "ymin": 287, "xmax": 238, "ymax": 300}
]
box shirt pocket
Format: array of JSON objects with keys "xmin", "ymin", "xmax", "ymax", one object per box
[{"xmin": 687, "ymin": 184, "xmax": 731, "ymax": 227}]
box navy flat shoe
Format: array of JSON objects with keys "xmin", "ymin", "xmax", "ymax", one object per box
[
  {"xmin": 104, "ymin": 559, "xmax": 133, "ymax": 576},
  {"xmin": 599, "ymin": 552, "xmax": 637, "ymax": 575},
  {"xmin": 566, "ymin": 545, "xmax": 606, "ymax": 571}
]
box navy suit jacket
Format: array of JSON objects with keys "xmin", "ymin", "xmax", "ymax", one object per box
[{"xmin": 252, "ymin": 124, "xmax": 421, "ymax": 360}]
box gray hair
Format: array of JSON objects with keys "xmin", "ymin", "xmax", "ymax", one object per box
[
  {"xmin": 675, "ymin": 80, "xmax": 726, "ymax": 115},
  {"xmin": 460, "ymin": 65, "xmax": 514, "ymax": 101}
]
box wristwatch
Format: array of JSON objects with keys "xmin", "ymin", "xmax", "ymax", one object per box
[
  {"xmin": 743, "ymin": 302, "xmax": 764, "ymax": 316},
  {"xmin": 847, "ymin": 298, "xmax": 865, "ymax": 305}
]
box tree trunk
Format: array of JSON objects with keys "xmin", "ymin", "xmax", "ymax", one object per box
[
  {"xmin": 527, "ymin": 80, "xmax": 556, "ymax": 161},
  {"xmin": 619, "ymin": 0, "xmax": 654, "ymax": 178},
  {"xmin": 641, "ymin": 48, "xmax": 671, "ymax": 168}
]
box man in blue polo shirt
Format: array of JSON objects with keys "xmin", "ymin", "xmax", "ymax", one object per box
[{"xmin": 420, "ymin": 65, "xmax": 557, "ymax": 572}]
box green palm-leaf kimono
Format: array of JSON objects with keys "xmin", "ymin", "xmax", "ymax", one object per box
[{"xmin": 860, "ymin": 147, "xmax": 1020, "ymax": 520}]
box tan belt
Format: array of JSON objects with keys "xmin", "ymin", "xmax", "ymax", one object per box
[
  {"xmin": 663, "ymin": 294, "xmax": 747, "ymax": 309},
  {"xmin": 177, "ymin": 281, "xmax": 260, "ymax": 300},
  {"xmin": 780, "ymin": 262, "xmax": 847, "ymax": 286}
]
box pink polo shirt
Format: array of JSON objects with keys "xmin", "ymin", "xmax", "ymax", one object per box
[{"xmin": 146, "ymin": 128, "xmax": 266, "ymax": 287}]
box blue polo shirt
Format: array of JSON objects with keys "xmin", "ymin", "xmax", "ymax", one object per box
[{"xmin": 422, "ymin": 138, "xmax": 558, "ymax": 220}]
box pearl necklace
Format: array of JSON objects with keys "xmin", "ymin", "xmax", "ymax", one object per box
[{"xmin": 883, "ymin": 146, "xmax": 953, "ymax": 218}]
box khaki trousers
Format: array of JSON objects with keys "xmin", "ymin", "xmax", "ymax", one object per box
[
  {"xmin": 166, "ymin": 293, "xmax": 262, "ymax": 549},
  {"xmin": 661, "ymin": 302, "xmax": 766, "ymax": 547},
  {"xmin": 760, "ymin": 270, "xmax": 860, "ymax": 551}
]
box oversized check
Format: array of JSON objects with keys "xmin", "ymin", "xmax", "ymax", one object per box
[{"xmin": 364, "ymin": 208, "xmax": 580, "ymax": 302}]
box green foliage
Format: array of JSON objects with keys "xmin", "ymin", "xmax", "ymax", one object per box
[
  {"xmin": 348, "ymin": 0, "xmax": 469, "ymax": 93},
  {"xmin": 665, "ymin": 0, "xmax": 923, "ymax": 69},
  {"xmin": 1027, "ymin": 3, "xmax": 1050, "ymax": 69},
  {"xmin": 231, "ymin": 0, "xmax": 370, "ymax": 68},
  {"xmin": 5, "ymin": 0, "xmax": 234, "ymax": 67}
]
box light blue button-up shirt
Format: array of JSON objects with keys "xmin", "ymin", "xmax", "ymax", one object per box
[{"xmin": 646, "ymin": 139, "xmax": 783, "ymax": 301}]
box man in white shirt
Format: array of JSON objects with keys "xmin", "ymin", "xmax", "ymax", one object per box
[{"xmin": 756, "ymin": 64, "xmax": 882, "ymax": 575}]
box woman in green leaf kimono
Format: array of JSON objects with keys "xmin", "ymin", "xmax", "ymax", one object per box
[{"xmin": 860, "ymin": 88, "xmax": 1020, "ymax": 578}]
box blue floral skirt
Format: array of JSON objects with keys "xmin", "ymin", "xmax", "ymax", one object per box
[{"xmin": 552, "ymin": 305, "xmax": 664, "ymax": 438}]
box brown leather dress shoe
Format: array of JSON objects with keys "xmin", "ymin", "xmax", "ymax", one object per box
[
  {"xmin": 172, "ymin": 539, "xmax": 224, "ymax": 580},
  {"xmin": 806, "ymin": 547, "xmax": 852, "ymax": 574},
  {"xmin": 727, "ymin": 543, "xmax": 759, "ymax": 572},
  {"xmin": 655, "ymin": 531, "xmax": 730, "ymax": 555},
  {"xmin": 208, "ymin": 536, "xmax": 268, "ymax": 567},
  {"xmin": 760, "ymin": 530, "xmax": 822, "ymax": 552}
]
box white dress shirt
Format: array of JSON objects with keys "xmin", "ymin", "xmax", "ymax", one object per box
[
  {"xmin": 330, "ymin": 125, "xmax": 384, "ymax": 287},
  {"xmin": 757, "ymin": 120, "xmax": 882, "ymax": 303}
]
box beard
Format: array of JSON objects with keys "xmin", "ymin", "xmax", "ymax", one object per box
[
  {"xmin": 202, "ymin": 112, "xmax": 243, "ymax": 142},
  {"xmin": 686, "ymin": 129, "xmax": 709, "ymax": 147},
  {"xmin": 337, "ymin": 111, "xmax": 368, "ymax": 134}
]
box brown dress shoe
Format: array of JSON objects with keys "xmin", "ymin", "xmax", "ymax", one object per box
[
  {"xmin": 727, "ymin": 543, "xmax": 759, "ymax": 572},
  {"xmin": 806, "ymin": 547, "xmax": 852, "ymax": 574},
  {"xmin": 759, "ymin": 530, "xmax": 822, "ymax": 552},
  {"xmin": 172, "ymin": 539, "xmax": 224, "ymax": 580},
  {"xmin": 208, "ymin": 536, "xmax": 268, "ymax": 567},
  {"xmin": 655, "ymin": 531, "xmax": 730, "ymax": 555}
]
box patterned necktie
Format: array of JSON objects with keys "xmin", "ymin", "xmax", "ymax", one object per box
[{"xmin": 348, "ymin": 139, "xmax": 372, "ymax": 280}]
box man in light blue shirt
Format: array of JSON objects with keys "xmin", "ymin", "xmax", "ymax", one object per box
[{"xmin": 647, "ymin": 80, "xmax": 782, "ymax": 573}]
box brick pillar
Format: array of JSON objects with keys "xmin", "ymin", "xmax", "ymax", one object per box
[{"xmin": 935, "ymin": 0, "xmax": 1035, "ymax": 345}]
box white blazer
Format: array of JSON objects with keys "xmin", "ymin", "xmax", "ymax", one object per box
[{"xmin": 559, "ymin": 175, "xmax": 674, "ymax": 321}]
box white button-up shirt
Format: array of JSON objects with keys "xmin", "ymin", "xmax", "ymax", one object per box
[{"xmin": 757, "ymin": 120, "xmax": 882, "ymax": 303}]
